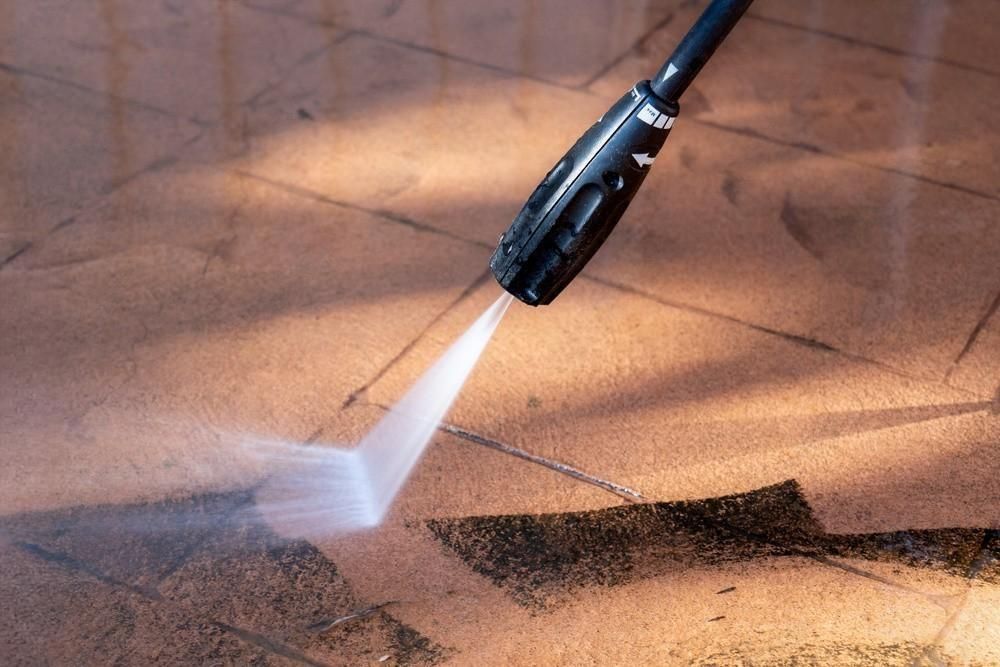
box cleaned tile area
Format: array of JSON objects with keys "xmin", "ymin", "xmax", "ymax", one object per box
[{"xmin": 1, "ymin": 1, "xmax": 998, "ymax": 665}]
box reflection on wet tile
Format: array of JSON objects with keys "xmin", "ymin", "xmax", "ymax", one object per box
[
  {"xmin": 3, "ymin": 1, "xmax": 340, "ymax": 124},
  {"xmin": 242, "ymin": 0, "xmax": 678, "ymax": 88},
  {"xmin": 0, "ymin": 71, "xmax": 197, "ymax": 269},
  {"xmin": 751, "ymin": 0, "xmax": 1000, "ymax": 77}
]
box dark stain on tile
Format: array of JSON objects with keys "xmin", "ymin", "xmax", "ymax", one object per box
[
  {"xmin": 779, "ymin": 192, "xmax": 895, "ymax": 290},
  {"xmin": 693, "ymin": 640, "xmax": 972, "ymax": 666},
  {"xmin": 780, "ymin": 194, "xmax": 823, "ymax": 260},
  {"xmin": 427, "ymin": 480, "xmax": 993, "ymax": 608},
  {"xmin": 720, "ymin": 172, "xmax": 739, "ymax": 206},
  {"xmin": 681, "ymin": 84, "xmax": 713, "ymax": 116},
  {"xmin": 1, "ymin": 490, "xmax": 448, "ymax": 666},
  {"xmin": 679, "ymin": 144, "xmax": 697, "ymax": 170}
]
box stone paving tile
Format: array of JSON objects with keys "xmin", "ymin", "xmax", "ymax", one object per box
[
  {"xmin": 0, "ymin": 163, "xmax": 487, "ymax": 514},
  {"xmin": 241, "ymin": 0, "xmax": 678, "ymax": 88},
  {"xmin": 235, "ymin": 30, "xmax": 608, "ymax": 247},
  {"xmin": 1, "ymin": 0, "xmax": 340, "ymax": 125},
  {"xmin": 750, "ymin": 0, "xmax": 1000, "ymax": 78}
]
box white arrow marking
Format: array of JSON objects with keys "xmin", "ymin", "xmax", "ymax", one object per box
[
  {"xmin": 662, "ymin": 62, "xmax": 679, "ymax": 81},
  {"xmin": 632, "ymin": 153, "xmax": 656, "ymax": 167}
]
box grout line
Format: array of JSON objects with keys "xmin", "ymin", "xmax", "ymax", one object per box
[
  {"xmin": 577, "ymin": 10, "xmax": 677, "ymax": 90},
  {"xmin": 944, "ymin": 287, "xmax": 1000, "ymax": 382},
  {"xmin": 240, "ymin": 30, "xmax": 359, "ymax": 110},
  {"xmin": 692, "ymin": 119, "xmax": 1000, "ymax": 204},
  {"xmin": 0, "ymin": 242, "xmax": 32, "ymax": 272},
  {"xmin": 0, "ymin": 60, "xmax": 204, "ymax": 126},
  {"xmin": 233, "ymin": 169, "xmax": 491, "ymax": 250},
  {"xmin": 215, "ymin": 623, "xmax": 331, "ymax": 667},
  {"xmin": 581, "ymin": 273, "xmax": 966, "ymax": 391},
  {"xmin": 668, "ymin": 503, "xmax": 954, "ymax": 607},
  {"xmin": 744, "ymin": 13, "xmax": 1000, "ymax": 81},
  {"xmin": 341, "ymin": 269, "xmax": 494, "ymax": 410},
  {"xmin": 438, "ymin": 422, "xmax": 645, "ymax": 503},
  {"xmin": 235, "ymin": 0, "xmax": 587, "ymax": 93},
  {"xmin": 14, "ymin": 541, "xmax": 164, "ymax": 601},
  {"xmin": 808, "ymin": 554, "xmax": 949, "ymax": 607},
  {"xmin": 350, "ymin": 28, "xmax": 581, "ymax": 91},
  {"xmin": 917, "ymin": 529, "xmax": 999, "ymax": 663},
  {"xmin": 13, "ymin": 539, "xmax": 330, "ymax": 667}
]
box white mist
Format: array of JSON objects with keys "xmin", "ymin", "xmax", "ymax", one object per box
[{"xmin": 249, "ymin": 292, "xmax": 514, "ymax": 537}]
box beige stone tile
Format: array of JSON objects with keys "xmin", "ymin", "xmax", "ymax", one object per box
[
  {"xmin": 243, "ymin": 0, "xmax": 677, "ymax": 88},
  {"xmin": 1, "ymin": 1, "xmax": 340, "ymax": 125},
  {"xmin": 237, "ymin": 31, "xmax": 608, "ymax": 246},
  {"xmin": 366, "ymin": 279, "xmax": 998, "ymax": 534},
  {"xmin": 0, "ymin": 164, "xmax": 487, "ymax": 514}
]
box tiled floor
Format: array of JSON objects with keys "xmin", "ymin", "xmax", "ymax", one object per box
[{"xmin": 1, "ymin": 1, "xmax": 998, "ymax": 665}]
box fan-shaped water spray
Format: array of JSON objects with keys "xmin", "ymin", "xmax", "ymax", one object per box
[{"xmin": 249, "ymin": 292, "xmax": 514, "ymax": 537}]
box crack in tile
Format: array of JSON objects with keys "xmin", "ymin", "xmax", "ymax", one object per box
[{"xmin": 234, "ymin": 169, "xmax": 490, "ymax": 249}]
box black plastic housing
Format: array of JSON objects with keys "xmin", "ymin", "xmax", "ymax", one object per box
[{"xmin": 490, "ymin": 81, "xmax": 678, "ymax": 306}]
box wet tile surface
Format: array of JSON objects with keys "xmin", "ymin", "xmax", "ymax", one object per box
[{"xmin": 2, "ymin": 0, "xmax": 999, "ymax": 665}]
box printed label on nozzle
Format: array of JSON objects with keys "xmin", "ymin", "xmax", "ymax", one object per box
[
  {"xmin": 637, "ymin": 103, "xmax": 676, "ymax": 130},
  {"xmin": 637, "ymin": 104, "xmax": 660, "ymax": 125}
]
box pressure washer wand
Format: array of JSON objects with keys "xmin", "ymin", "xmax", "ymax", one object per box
[{"xmin": 490, "ymin": 0, "xmax": 754, "ymax": 306}]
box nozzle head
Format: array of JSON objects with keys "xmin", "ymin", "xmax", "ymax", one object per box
[{"xmin": 491, "ymin": 81, "xmax": 678, "ymax": 306}]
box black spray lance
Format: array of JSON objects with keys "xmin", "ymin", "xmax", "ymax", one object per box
[{"xmin": 490, "ymin": 0, "xmax": 754, "ymax": 305}]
